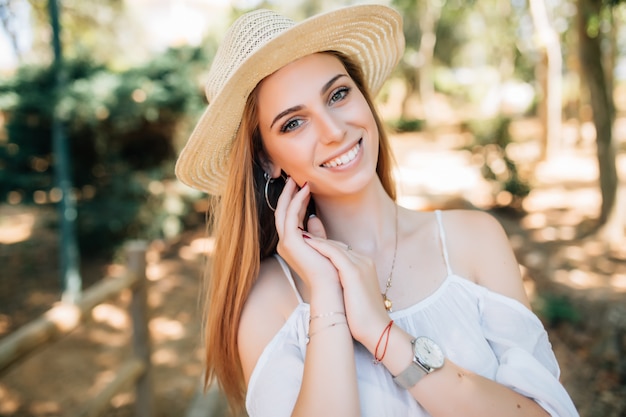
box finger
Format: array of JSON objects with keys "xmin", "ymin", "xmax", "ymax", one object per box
[
  {"xmin": 303, "ymin": 236, "xmax": 355, "ymax": 271},
  {"xmin": 274, "ymin": 177, "xmax": 297, "ymax": 237},
  {"xmin": 284, "ymin": 182, "xmax": 311, "ymax": 233},
  {"xmin": 306, "ymin": 214, "xmax": 327, "ymax": 239}
]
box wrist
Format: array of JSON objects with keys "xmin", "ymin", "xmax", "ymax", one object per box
[
  {"xmin": 309, "ymin": 286, "xmax": 345, "ymax": 315},
  {"xmin": 356, "ymin": 315, "xmax": 395, "ymax": 351},
  {"xmin": 374, "ymin": 325, "xmax": 415, "ymax": 376},
  {"xmin": 391, "ymin": 335, "xmax": 445, "ymax": 390}
]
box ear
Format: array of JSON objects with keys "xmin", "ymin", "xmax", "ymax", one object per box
[{"xmin": 258, "ymin": 151, "xmax": 283, "ymax": 178}]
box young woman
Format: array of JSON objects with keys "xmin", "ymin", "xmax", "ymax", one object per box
[{"xmin": 175, "ymin": 5, "xmax": 579, "ymax": 417}]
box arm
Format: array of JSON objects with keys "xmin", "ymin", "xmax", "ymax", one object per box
[
  {"xmin": 362, "ymin": 324, "xmax": 551, "ymax": 417},
  {"xmin": 238, "ymin": 256, "xmax": 358, "ymax": 417},
  {"xmin": 305, "ymin": 209, "xmax": 563, "ymax": 417},
  {"xmin": 240, "ymin": 178, "xmax": 361, "ymax": 417}
]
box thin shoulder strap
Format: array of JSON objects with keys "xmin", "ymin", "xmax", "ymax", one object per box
[
  {"xmin": 274, "ymin": 254, "xmax": 304, "ymax": 304},
  {"xmin": 435, "ymin": 210, "xmax": 453, "ymax": 276}
]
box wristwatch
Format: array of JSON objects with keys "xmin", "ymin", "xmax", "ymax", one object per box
[{"xmin": 393, "ymin": 336, "xmax": 444, "ymax": 389}]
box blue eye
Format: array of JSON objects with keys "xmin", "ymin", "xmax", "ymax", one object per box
[
  {"xmin": 280, "ymin": 118, "xmax": 303, "ymax": 133},
  {"xmin": 329, "ymin": 87, "xmax": 350, "ymax": 104}
]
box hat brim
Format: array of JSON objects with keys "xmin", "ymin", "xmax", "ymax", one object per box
[{"xmin": 175, "ymin": 5, "xmax": 404, "ymax": 195}]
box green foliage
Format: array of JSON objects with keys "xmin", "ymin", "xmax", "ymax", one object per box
[
  {"xmin": 463, "ymin": 117, "xmax": 531, "ymax": 209},
  {"xmin": 76, "ymin": 169, "xmax": 203, "ymax": 255},
  {"xmin": 535, "ymin": 293, "xmax": 581, "ymax": 327},
  {"xmin": 386, "ymin": 118, "xmax": 425, "ymax": 133},
  {"xmin": 0, "ymin": 46, "xmax": 208, "ymax": 255}
]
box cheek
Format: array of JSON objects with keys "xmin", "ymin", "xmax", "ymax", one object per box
[{"xmin": 264, "ymin": 139, "xmax": 307, "ymax": 171}]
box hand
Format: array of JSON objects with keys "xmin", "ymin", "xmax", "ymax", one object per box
[
  {"xmin": 273, "ymin": 178, "xmax": 342, "ymax": 294},
  {"xmin": 302, "ymin": 236, "xmax": 390, "ymax": 345}
]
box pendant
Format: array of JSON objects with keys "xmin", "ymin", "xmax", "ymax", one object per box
[{"xmin": 383, "ymin": 294, "xmax": 393, "ymax": 312}]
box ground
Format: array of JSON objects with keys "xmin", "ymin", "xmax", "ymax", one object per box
[{"xmin": 0, "ymin": 126, "xmax": 625, "ymax": 416}]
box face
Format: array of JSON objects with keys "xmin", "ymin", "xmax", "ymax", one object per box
[{"xmin": 256, "ymin": 53, "xmax": 380, "ymax": 198}]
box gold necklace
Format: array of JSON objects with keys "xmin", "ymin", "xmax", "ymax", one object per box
[{"xmin": 382, "ymin": 204, "xmax": 398, "ymax": 312}]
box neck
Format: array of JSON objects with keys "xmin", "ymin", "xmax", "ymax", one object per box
[{"xmin": 313, "ymin": 179, "xmax": 397, "ymax": 255}]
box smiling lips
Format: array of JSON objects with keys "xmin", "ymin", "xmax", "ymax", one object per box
[{"xmin": 321, "ymin": 140, "xmax": 362, "ymax": 168}]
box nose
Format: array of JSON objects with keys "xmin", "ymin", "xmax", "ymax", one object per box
[{"xmin": 317, "ymin": 110, "xmax": 346, "ymax": 145}]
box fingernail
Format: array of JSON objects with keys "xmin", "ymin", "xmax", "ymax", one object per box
[
  {"xmin": 302, "ymin": 233, "xmax": 311, "ymax": 239},
  {"xmin": 308, "ymin": 214, "xmax": 317, "ymax": 219}
]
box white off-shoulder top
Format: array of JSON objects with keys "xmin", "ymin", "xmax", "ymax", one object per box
[{"xmin": 245, "ymin": 211, "xmax": 579, "ymax": 417}]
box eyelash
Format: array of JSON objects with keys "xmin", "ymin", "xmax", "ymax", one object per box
[
  {"xmin": 329, "ymin": 86, "xmax": 350, "ymax": 104},
  {"xmin": 280, "ymin": 119, "xmax": 302, "ymax": 133},
  {"xmin": 279, "ymin": 86, "xmax": 352, "ymax": 133}
]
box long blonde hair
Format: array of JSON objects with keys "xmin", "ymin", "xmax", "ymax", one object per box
[{"xmin": 203, "ymin": 51, "xmax": 397, "ymax": 412}]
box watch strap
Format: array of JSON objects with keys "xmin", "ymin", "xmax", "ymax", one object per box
[{"xmin": 393, "ymin": 360, "xmax": 428, "ymax": 389}]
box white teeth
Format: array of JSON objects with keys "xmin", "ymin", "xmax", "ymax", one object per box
[{"xmin": 322, "ymin": 142, "xmax": 360, "ymax": 168}]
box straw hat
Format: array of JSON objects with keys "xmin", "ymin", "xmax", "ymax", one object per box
[{"xmin": 175, "ymin": 4, "xmax": 405, "ymax": 195}]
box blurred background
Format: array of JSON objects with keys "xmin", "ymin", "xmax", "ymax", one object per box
[{"xmin": 0, "ymin": 0, "xmax": 625, "ymax": 416}]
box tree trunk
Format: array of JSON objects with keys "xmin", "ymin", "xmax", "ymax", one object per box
[
  {"xmin": 577, "ymin": 0, "xmax": 618, "ymax": 227},
  {"xmin": 49, "ymin": 0, "xmax": 82, "ymax": 301},
  {"xmin": 417, "ymin": 0, "xmax": 442, "ymax": 129},
  {"xmin": 529, "ymin": 0, "xmax": 563, "ymax": 160}
]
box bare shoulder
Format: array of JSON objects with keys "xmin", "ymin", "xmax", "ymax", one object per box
[
  {"xmin": 238, "ymin": 256, "xmax": 300, "ymax": 384},
  {"xmin": 439, "ymin": 209, "xmax": 531, "ymax": 308}
]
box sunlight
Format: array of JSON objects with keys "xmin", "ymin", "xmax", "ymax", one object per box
[
  {"xmin": 397, "ymin": 195, "xmax": 433, "ymax": 211},
  {"xmin": 558, "ymin": 210, "xmax": 590, "ymax": 227},
  {"xmin": 523, "ymin": 217, "xmax": 582, "ymax": 242},
  {"xmin": 111, "ymin": 391, "xmax": 134, "ymax": 408},
  {"xmin": 0, "ymin": 212, "xmax": 35, "ymax": 244},
  {"xmin": 45, "ymin": 303, "xmax": 81, "ymax": 332},
  {"xmin": 152, "ymin": 347, "xmax": 180, "ymax": 366},
  {"xmin": 610, "ymin": 274, "xmax": 626, "ymax": 292},
  {"xmin": 536, "ymin": 226, "xmax": 558, "ymax": 242},
  {"xmin": 563, "ymin": 245, "xmax": 586, "ymax": 262},
  {"xmin": 92, "ymin": 303, "xmax": 128, "ymax": 330},
  {"xmin": 395, "ymin": 152, "xmax": 484, "ymax": 196},
  {"xmin": 534, "ymin": 153, "xmax": 598, "ymax": 184},
  {"xmin": 28, "ymin": 401, "xmax": 60, "ymax": 415},
  {"xmin": 523, "ymin": 187, "xmax": 600, "ymax": 216},
  {"xmin": 553, "ymin": 268, "xmax": 605, "ymax": 289},
  {"xmin": 146, "ymin": 263, "xmax": 166, "ymax": 281},
  {"xmin": 146, "ymin": 246, "xmax": 163, "ymax": 264},
  {"xmin": 0, "ymin": 384, "xmax": 20, "ymax": 414},
  {"xmin": 521, "ymin": 212, "xmax": 548, "ymax": 229},
  {"xmin": 583, "ymin": 240, "xmax": 607, "ymax": 257},
  {"xmin": 556, "ymin": 226, "xmax": 577, "ymax": 240},
  {"xmin": 149, "ymin": 317, "xmax": 185, "ymax": 342},
  {"xmin": 191, "ymin": 237, "xmax": 215, "ymax": 255},
  {"xmin": 178, "ymin": 246, "xmax": 196, "ymax": 261},
  {"xmin": 179, "ymin": 236, "xmax": 215, "ymax": 260},
  {"xmin": 88, "ymin": 370, "xmax": 117, "ymax": 395}
]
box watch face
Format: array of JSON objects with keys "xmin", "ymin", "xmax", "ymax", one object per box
[{"xmin": 414, "ymin": 336, "xmax": 444, "ymax": 369}]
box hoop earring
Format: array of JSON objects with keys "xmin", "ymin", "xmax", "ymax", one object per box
[{"xmin": 264, "ymin": 172, "xmax": 278, "ymax": 212}]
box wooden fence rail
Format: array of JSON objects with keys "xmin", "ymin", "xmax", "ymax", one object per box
[{"xmin": 0, "ymin": 240, "xmax": 154, "ymax": 417}]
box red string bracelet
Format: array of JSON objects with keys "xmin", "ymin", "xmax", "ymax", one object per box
[{"xmin": 373, "ymin": 319, "xmax": 393, "ymax": 364}]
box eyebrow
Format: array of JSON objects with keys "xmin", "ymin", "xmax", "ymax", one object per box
[
  {"xmin": 269, "ymin": 73, "xmax": 348, "ymax": 129},
  {"xmin": 321, "ymin": 74, "xmax": 347, "ymax": 96}
]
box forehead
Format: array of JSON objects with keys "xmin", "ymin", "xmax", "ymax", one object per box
[{"xmin": 256, "ymin": 53, "xmax": 348, "ymax": 103}]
